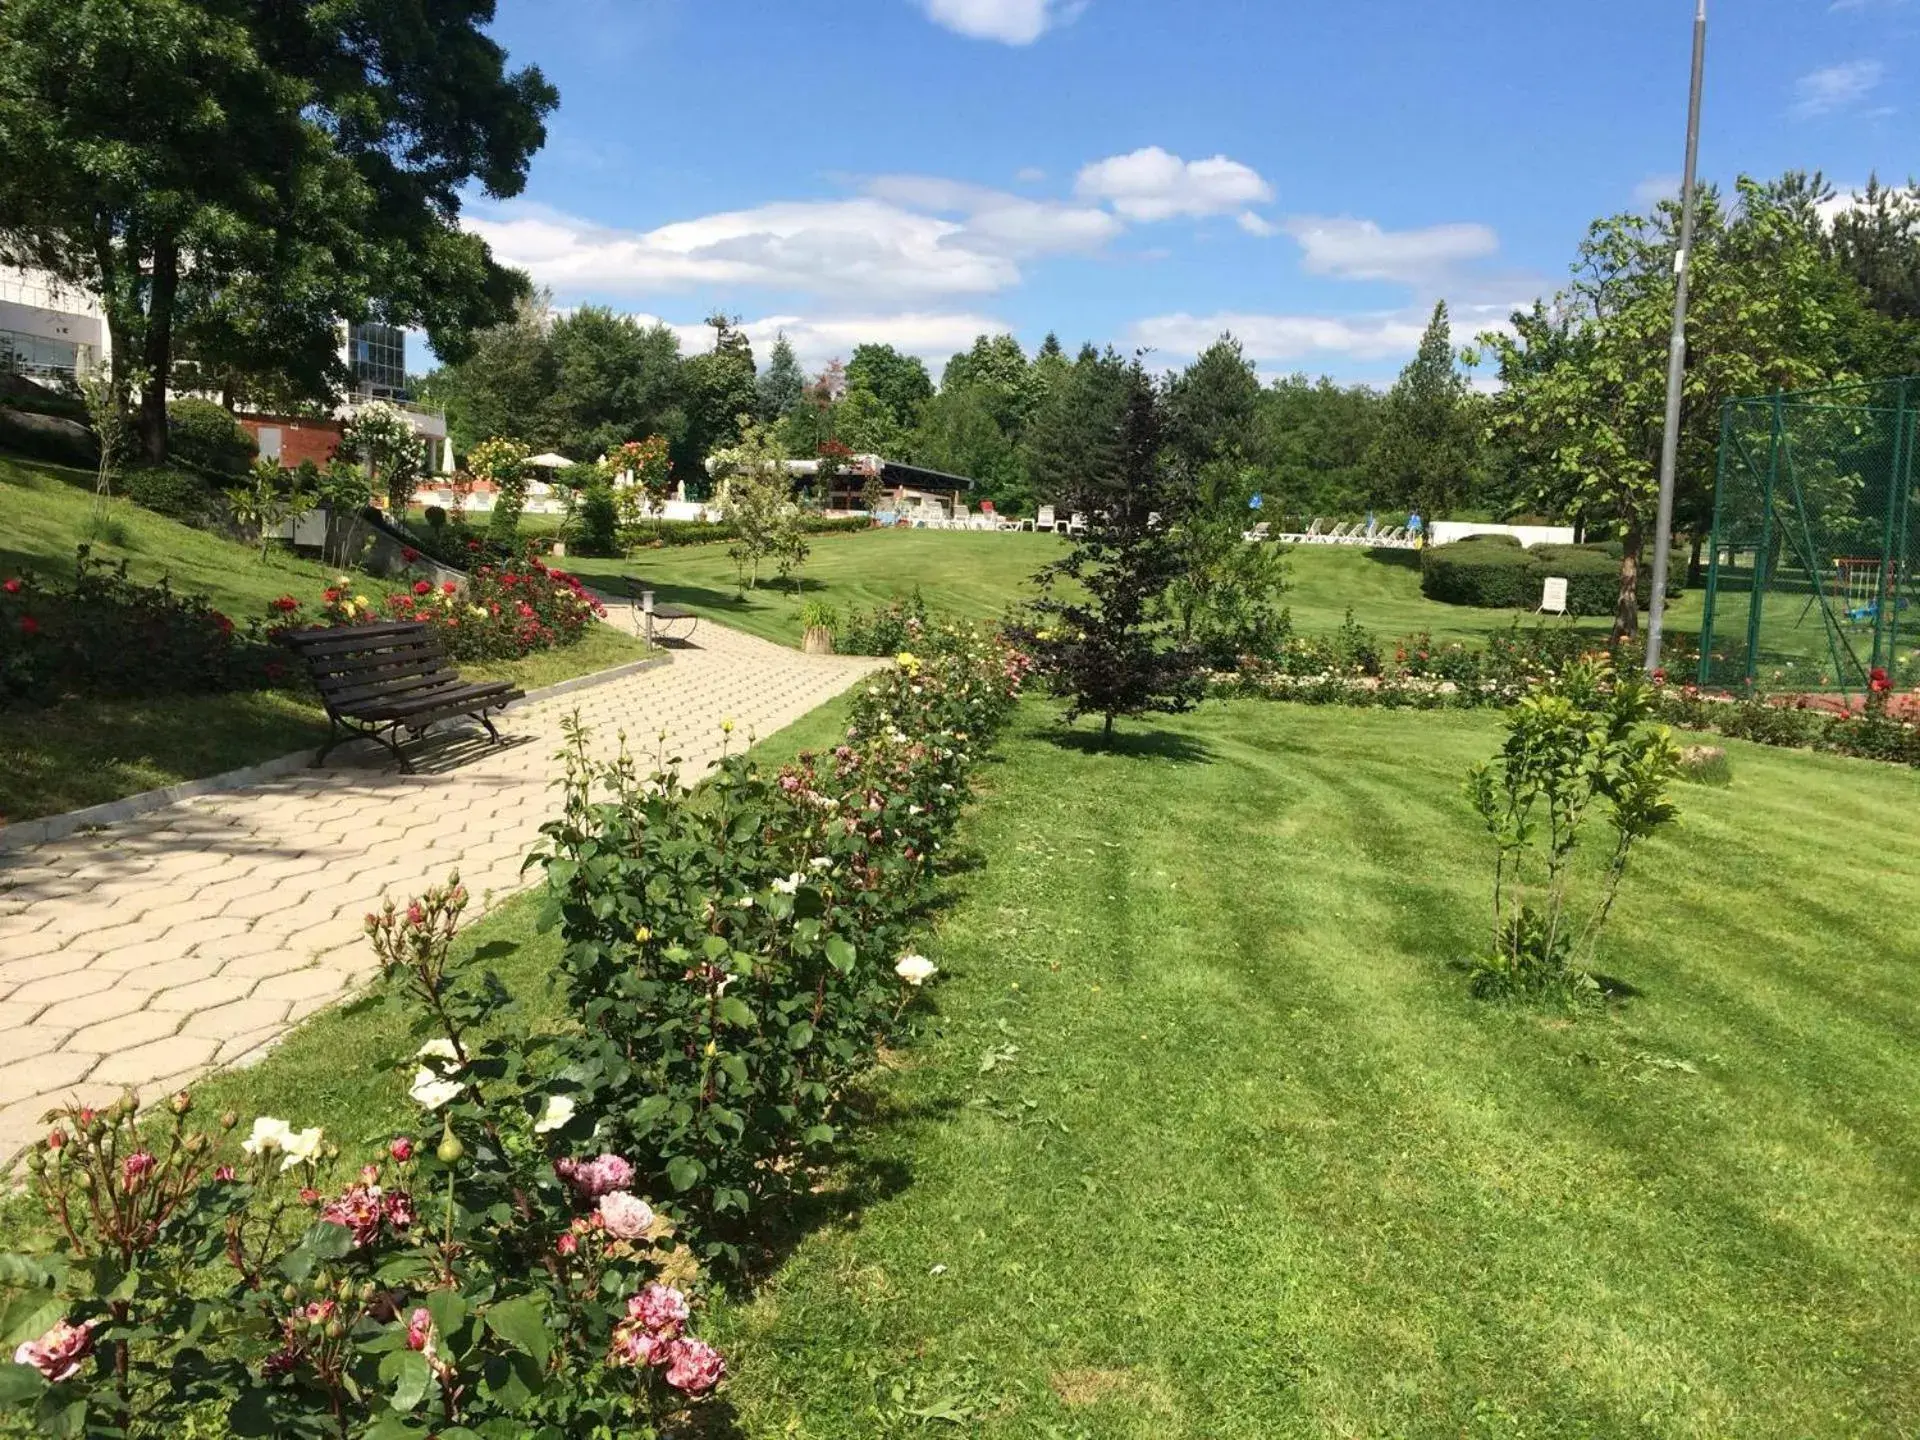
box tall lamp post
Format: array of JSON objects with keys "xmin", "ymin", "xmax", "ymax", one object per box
[{"xmin": 1644, "ymin": 0, "xmax": 1708, "ymax": 672}]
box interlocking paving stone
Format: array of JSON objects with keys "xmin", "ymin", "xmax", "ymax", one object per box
[{"xmin": 0, "ymin": 615, "xmax": 882, "ymax": 1159}]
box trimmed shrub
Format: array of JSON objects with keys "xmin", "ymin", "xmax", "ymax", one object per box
[
  {"xmin": 576, "ymin": 483, "xmax": 620, "ymax": 556},
  {"xmin": 122, "ymin": 463, "xmax": 214, "ymax": 522},
  {"xmin": 1422, "ymin": 538, "xmax": 1678, "ymax": 615},
  {"xmin": 166, "ymin": 397, "xmax": 256, "ymax": 477}
]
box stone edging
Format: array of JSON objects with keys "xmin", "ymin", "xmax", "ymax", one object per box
[{"xmin": 0, "ymin": 650, "xmax": 672, "ymax": 854}]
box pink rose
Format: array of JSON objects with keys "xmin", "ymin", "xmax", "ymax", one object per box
[
  {"xmin": 555, "ymin": 1232, "xmax": 578, "ymax": 1257},
  {"xmin": 607, "ymin": 1319, "xmax": 663, "ymax": 1368},
  {"xmin": 389, "ymin": 1136, "xmax": 413, "ymax": 1163},
  {"xmin": 121, "ymin": 1151, "xmax": 157, "ymax": 1191},
  {"xmin": 663, "ymin": 1336, "xmax": 726, "ymax": 1395},
  {"xmin": 596, "ymin": 1190, "xmax": 654, "ymax": 1240},
  {"xmin": 383, "ymin": 1191, "xmax": 415, "ymax": 1230},
  {"xmin": 627, "ymin": 1282, "xmax": 689, "ymax": 1337},
  {"xmin": 555, "ymin": 1153, "xmax": 634, "ymax": 1200},
  {"xmin": 13, "ymin": 1319, "xmax": 93, "ymax": 1383},
  {"xmin": 405, "ymin": 1307, "xmax": 433, "ymax": 1352}
]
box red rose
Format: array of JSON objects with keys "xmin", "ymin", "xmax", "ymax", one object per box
[
  {"xmin": 466, "ymin": 539, "xmax": 481, "ymax": 552},
  {"xmin": 211, "ymin": 612, "xmax": 234, "ymax": 635},
  {"xmin": 401, "ymin": 546, "xmax": 420, "ymax": 563},
  {"xmin": 21, "ymin": 616, "xmax": 40, "ymax": 637},
  {"xmin": 442, "ymin": 581, "xmax": 457, "ymax": 595},
  {"xmin": 2, "ymin": 577, "xmax": 20, "ymax": 594},
  {"xmin": 413, "ymin": 580, "xmax": 431, "ymax": 596},
  {"xmin": 271, "ymin": 595, "xmax": 300, "ymax": 613}
]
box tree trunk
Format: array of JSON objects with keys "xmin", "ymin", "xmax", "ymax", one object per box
[
  {"xmin": 1612, "ymin": 516, "xmax": 1643, "ymax": 644},
  {"xmin": 137, "ymin": 235, "xmax": 181, "ymax": 464},
  {"xmin": 1687, "ymin": 532, "xmax": 1704, "ymax": 588}
]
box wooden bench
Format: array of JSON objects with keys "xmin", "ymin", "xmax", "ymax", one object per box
[{"xmin": 281, "ymin": 621, "xmax": 523, "ymax": 773}]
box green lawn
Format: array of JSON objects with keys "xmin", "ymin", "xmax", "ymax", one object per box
[
  {"xmin": 59, "ymin": 691, "xmax": 1920, "ymax": 1436},
  {"xmin": 564, "ymin": 528, "xmax": 1709, "ymax": 652},
  {"xmin": 0, "ymin": 453, "xmax": 651, "ymax": 823}
]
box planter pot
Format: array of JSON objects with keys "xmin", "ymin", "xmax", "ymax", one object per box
[
  {"xmin": 802, "ymin": 626, "xmax": 836, "ymax": 655},
  {"xmin": 551, "ymin": 541, "xmax": 567, "ymax": 557}
]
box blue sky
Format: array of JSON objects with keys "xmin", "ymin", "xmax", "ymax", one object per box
[{"xmin": 460, "ymin": 0, "xmax": 1917, "ymax": 385}]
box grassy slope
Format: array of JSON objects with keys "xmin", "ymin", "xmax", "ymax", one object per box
[
  {"xmin": 38, "ymin": 683, "xmax": 1918, "ymax": 1436},
  {"xmin": 565, "ymin": 529, "xmax": 1710, "ymax": 651},
  {"xmin": 713, "ymin": 702, "xmax": 1919, "ymax": 1437},
  {"xmin": 0, "ymin": 454, "xmax": 650, "ymax": 823}
]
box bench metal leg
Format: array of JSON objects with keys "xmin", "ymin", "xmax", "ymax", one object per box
[{"xmin": 313, "ymin": 716, "xmax": 414, "ymax": 774}]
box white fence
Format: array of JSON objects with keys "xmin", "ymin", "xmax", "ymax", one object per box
[{"xmin": 1426, "ymin": 521, "xmax": 1575, "ymax": 548}]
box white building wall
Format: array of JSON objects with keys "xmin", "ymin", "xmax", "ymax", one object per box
[
  {"xmin": 0, "ymin": 266, "xmax": 111, "ymax": 375},
  {"xmin": 1427, "ymin": 521, "xmax": 1576, "ymax": 548}
]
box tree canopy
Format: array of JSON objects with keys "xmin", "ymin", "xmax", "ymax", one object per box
[{"xmin": 0, "ymin": 0, "xmax": 557, "ymax": 460}]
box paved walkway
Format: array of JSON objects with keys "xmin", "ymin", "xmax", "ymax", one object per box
[{"xmin": 0, "ymin": 614, "xmax": 883, "ymax": 1160}]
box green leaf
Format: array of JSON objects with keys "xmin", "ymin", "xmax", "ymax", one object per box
[
  {"xmin": 387, "ymin": 1348, "xmax": 433, "ymax": 1412},
  {"xmin": 484, "ymin": 1296, "xmax": 549, "ymax": 1368},
  {"xmin": 0, "ymin": 1295, "xmax": 66, "ymax": 1349},
  {"xmin": 0, "ymin": 1363, "xmax": 47, "ymax": 1407},
  {"xmin": 717, "ymin": 995, "xmax": 755, "ymax": 1028},
  {"xmin": 787, "ymin": 1020, "xmax": 815, "ymax": 1048},
  {"xmin": 824, "ymin": 936, "xmax": 856, "ymax": 973},
  {"xmin": 667, "ymin": 1155, "xmax": 704, "ymax": 1193},
  {"xmin": 425, "ymin": 1287, "xmax": 466, "ymax": 1342}
]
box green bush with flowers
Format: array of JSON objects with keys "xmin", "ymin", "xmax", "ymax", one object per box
[
  {"xmin": 0, "ymin": 617, "xmax": 1035, "ymax": 1431},
  {"xmin": 264, "ymin": 547, "xmax": 605, "ymax": 663},
  {"xmin": 529, "ymin": 617, "xmax": 1034, "ymax": 1266},
  {"xmin": 0, "ymin": 873, "xmax": 727, "ymax": 1438},
  {"xmin": 2, "ymin": 547, "xmax": 288, "ymax": 709}
]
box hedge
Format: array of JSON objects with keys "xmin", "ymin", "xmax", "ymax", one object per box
[
  {"xmin": 166, "ymin": 398, "xmax": 257, "ymax": 477},
  {"xmin": 1421, "ymin": 538, "xmax": 1679, "ymax": 614},
  {"xmin": 622, "ymin": 514, "xmax": 874, "ymax": 549}
]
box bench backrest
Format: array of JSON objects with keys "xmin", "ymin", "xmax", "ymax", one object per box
[{"xmin": 282, "ymin": 622, "xmax": 461, "ymax": 713}]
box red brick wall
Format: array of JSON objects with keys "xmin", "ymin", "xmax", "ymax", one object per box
[{"xmin": 238, "ymin": 415, "xmax": 343, "ymax": 470}]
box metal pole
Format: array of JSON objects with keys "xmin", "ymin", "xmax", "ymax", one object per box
[{"xmin": 1644, "ymin": 0, "xmax": 1708, "ymax": 672}]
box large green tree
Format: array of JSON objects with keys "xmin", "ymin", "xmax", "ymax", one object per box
[
  {"xmin": 677, "ymin": 313, "xmax": 758, "ymax": 492},
  {"xmin": 1367, "ymin": 301, "xmax": 1480, "ymax": 520},
  {"xmin": 1483, "ymin": 180, "xmax": 1848, "ymax": 639},
  {"xmin": 1022, "ymin": 344, "xmax": 1130, "ymax": 510},
  {"xmin": 756, "ymin": 331, "xmax": 806, "ymax": 421},
  {"xmin": 846, "ymin": 343, "xmax": 933, "ymax": 432},
  {"xmin": 0, "ymin": 0, "xmax": 556, "ymax": 462},
  {"xmin": 424, "ymin": 288, "xmax": 558, "ymax": 453},
  {"xmin": 1254, "ymin": 375, "xmax": 1385, "ymax": 518},
  {"xmin": 545, "ymin": 306, "xmax": 684, "ymax": 461}
]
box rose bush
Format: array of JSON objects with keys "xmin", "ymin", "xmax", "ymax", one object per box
[
  {"xmin": 265, "ymin": 547, "xmax": 605, "ymax": 662},
  {"xmin": 1, "ymin": 547, "xmax": 285, "ymax": 708},
  {"xmin": 0, "ymin": 876, "xmax": 723, "ymax": 1439},
  {"xmin": 530, "ymin": 617, "xmax": 1032, "ymax": 1267}
]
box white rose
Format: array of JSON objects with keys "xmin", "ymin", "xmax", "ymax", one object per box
[
  {"xmin": 410, "ymin": 1037, "xmax": 465, "ymax": 1111},
  {"xmin": 770, "ymin": 873, "xmax": 802, "ymax": 895},
  {"xmin": 241, "ymin": 1116, "xmax": 295, "ymax": 1157},
  {"xmin": 808, "ymin": 857, "xmax": 832, "ymax": 871},
  {"xmin": 534, "ymin": 1095, "xmax": 576, "ymax": 1133},
  {"xmin": 280, "ymin": 1126, "xmax": 324, "ymax": 1172},
  {"xmin": 894, "ymin": 954, "xmax": 938, "ymax": 987}
]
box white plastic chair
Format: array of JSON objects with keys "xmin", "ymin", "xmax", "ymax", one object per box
[
  {"xmin": 1066, "ymin": 512, "xmax": 1088, "ymax": 536},
  {"xmin": 1242, "ymin": 520, "xmax": 1271, "ymax": 542},
  {"xmin": 1034, "ymin": 505, "xmax": 1058, "ymax": 533}
]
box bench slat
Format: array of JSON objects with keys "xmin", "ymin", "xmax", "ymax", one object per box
[
  {"xmin": 350, "ymin": 681, "xmax": 519, "ymax": 723},
  {"xmin": 304, "ymin": 642, "xmax": 446, "ymax": 679},
  {"xmin": 283, "ymin": 621, "xmax": 425, "ymax": 653},
  {"xmin": 324, "ymin": 670, "xmax": 470, "ymax": 710}
]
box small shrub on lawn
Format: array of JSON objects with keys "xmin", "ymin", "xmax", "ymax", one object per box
[
  {"xmin": 529, "ymin": 619, "xmax": 1032, "ymax": 1267},
  {"xmin": 1, "ymin": 547, "xmax": 283, "ymax": 708},
  {"xmin": 121, "ymin": 463, "xmax": 215, "ymax": 523},
  {"xmin": 838, "ymin": 590, "xmax": 928, "ymax": 655},
  {"xmin": 165, "ymin": 397, "xmax": 257, "ymax": 477},
  {"xmin": 1677, "ymin": 744, "xmax": 1732, "ymax": 786},
  {"xmin": 1465, "ymin": 655, "xmax": 1680, "ymax": 1000},
  {"xmin": 269, "ymin": 547, "xmax": 605, "ymax": 661},
  {"xmin": 0, "ymin": 875, "xmax": 726, "ymax": 1437}
]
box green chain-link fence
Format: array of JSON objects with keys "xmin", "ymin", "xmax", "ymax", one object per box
[{"xmin": 1699, "ymin": 378, "xmax": 1920, "ymax": 696}]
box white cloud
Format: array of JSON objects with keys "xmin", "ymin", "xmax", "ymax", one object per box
[
  {"xmin": 1237, "ymin": 211, "xmax": 1279, "ymax": 237},
  {"xmin": 918, "ymin": 0, "xmax": 1083, "ymax": 44},
  {"xmin": 1633, "ymin": 174, "xmax": 1681, "ymax": 207},
  {"xmin": 863, "ymin": 175, "xmax": 1122, "ymax": 253},
  {"xmin": 631, "ymin": 309, "xmax": 1006, "ymax": 376},
  {"xmin": 1074, "ymin": 146, "xmax": 1273, "ymax": 222},
  {"xmin": 1790, "ymin": 60, "xmax": 1884, "ymax": 117},
  {"xmin": 1015, "ymin": 166, "xmax": 1047, "ymax": 184},
  {"xmin": 1281, "ymin": 216, "xmax": 1500, "ymax": 285},
  {"xmin": 1131, "ymin": 302, "xmax": 1521, "ymax": 371}
]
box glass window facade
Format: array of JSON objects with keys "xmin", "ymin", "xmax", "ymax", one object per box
[
  {"xmin": 0, "ymin": 328, "xmax": 84, "ymax": 379},
  {"xmin": 347, "ymin": 321, "xmax": 407, "ymax": 399}
]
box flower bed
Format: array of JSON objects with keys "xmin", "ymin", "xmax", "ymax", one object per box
[
  {"xmin": 0, "ymin": 616, "xmax": 1034, "ymax": 1436},
  {"xmin": 266, "ymin": 547, "xmax": 605, "ymax": 661},
  {"xmin": 2, "ymin": 547, "xmax": 284, "ymax": 708}
]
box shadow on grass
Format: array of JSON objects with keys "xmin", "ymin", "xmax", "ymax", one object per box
[
  {"xmin": 1362, "ymin": 546, "xmax": 1423, "ymax": 572},
  {"xmin": 1043, "ymin": 726, "xmax": 1216, "ymax": 765}
]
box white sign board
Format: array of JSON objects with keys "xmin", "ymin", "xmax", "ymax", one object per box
[{"xmin": 1539, "ymin": 576, "xmax": 1569, "ymax": 614}]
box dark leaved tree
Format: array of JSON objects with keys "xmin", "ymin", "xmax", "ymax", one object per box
[{"xmin": 1024, "ymin": 361, "xmax": 1202, "ymax": 742}]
